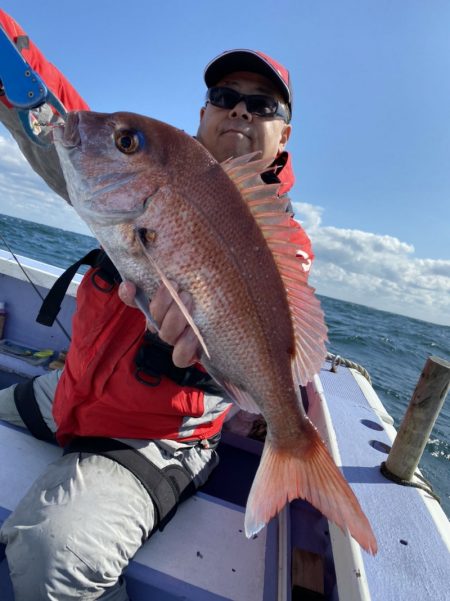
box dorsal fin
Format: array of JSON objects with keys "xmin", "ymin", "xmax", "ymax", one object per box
[{"xmin": 222, "ymin": 154, "xmax": 328, "ymax": 385}]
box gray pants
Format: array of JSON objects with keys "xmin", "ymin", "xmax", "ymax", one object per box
[{"xmin": 0, "ymin": 372, "xmax": 219, "ymax": 601}]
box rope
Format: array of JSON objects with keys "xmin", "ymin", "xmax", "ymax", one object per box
[
  {"xmin": 326, "ymin": 352, "xmax": 372, "ymax": 385},
  {"xmin": 380, "ymin": 461, "xmax": 441, "ymax": 503}
]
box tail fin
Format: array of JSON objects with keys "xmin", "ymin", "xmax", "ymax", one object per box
[{"xmin": 244, "ymin": 420, "xmax": 378, "ymax": 555}]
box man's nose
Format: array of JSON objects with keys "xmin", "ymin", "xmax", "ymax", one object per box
[{"xmin": 229, "ymin": 100, "xmax": 252, "ymax": 121}]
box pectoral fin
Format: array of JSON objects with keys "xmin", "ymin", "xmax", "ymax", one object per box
[{"xmin": 136, "ymin": 231, "xmax": 210, "ymax": 359}]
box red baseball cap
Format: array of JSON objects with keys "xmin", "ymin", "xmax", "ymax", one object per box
[{"xmin": 204, "ymin": 49, "xmax": 293, "ymax": 118}]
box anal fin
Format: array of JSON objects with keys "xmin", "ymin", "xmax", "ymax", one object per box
[{"xmin": 219, "ymin": 380, "xmax": 261, "ymax": 414}]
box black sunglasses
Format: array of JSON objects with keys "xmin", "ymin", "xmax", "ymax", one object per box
[{"xmin": 206, "ymin": 86, "xmax": 290, "ymax": 122}]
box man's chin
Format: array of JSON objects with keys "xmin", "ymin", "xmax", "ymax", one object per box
[{"xmin": 215, "ymin": 140, "xmax": 254, "ymax": 162}]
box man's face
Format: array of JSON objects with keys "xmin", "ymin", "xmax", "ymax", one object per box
[{"xmin": 196, "ymin": 71, "xmax": 291, "ymax": 163}]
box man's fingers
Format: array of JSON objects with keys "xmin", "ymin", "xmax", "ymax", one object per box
[
  {"xmin": 118, "ymin": 281, "xmax": 137, "ymax": 307},
  {"xmin": 158, "ymin": 291, "xmax": 193, "ymax": 346},
  {"xmin": 149, "ymin": 281, "xmax": 179, "ymax": 327},
  {"xmin": 125, "ymin": 279, "xmax": 200, "ymax": 365},
  {"xmin": 172, "ymin": 327, "xmax": 201, "ymax": 368}
]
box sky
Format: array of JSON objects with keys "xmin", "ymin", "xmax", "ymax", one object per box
[{"xmin": 0, "ymin": 0, "xmax": 449, "ymax": 326}]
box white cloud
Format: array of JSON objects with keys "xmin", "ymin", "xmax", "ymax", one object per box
[
  {"xmin": 293, "ymin": 201, "xmax": 450, "ymax": 326},
  {"xmin": 0, "ymin": 131, "xmax": 91, "ymax": 236}
]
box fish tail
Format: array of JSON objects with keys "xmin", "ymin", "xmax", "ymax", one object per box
[{"xmin": 244, "ymin": 420, "xmax": 378, "ymax": 555}]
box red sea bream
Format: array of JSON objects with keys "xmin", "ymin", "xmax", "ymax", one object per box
[{"xmin": 54, "ymin": 111, "xmax": 377, "ymax": 554}]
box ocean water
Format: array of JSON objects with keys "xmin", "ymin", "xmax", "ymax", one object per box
[{"xmin": 1, "ymin": 213, "xmax": 449, "ymax": 517}]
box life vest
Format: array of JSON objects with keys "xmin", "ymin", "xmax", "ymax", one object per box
[{"xmin": 52, "ymin": 265, "xmax": 232, "ymax": 446}]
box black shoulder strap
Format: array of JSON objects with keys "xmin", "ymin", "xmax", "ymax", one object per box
[
  {"xmin": 13, "ymin": 378, "xmax": 55, "ymax": 443},
  {"xmin": 36, "ymin": 249, "xmax": 119, "ymax": 327},
  {"xmin": 64, "ymin": 436, "xmax": 196, "ymax": 530}
]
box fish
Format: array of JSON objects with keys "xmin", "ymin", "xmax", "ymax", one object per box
[{"xmin": 53, "ymin": 110, "xmax": 377, "ymax": 554}]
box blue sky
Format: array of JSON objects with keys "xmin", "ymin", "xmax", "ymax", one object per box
[{"xmin": 0, "ymin": 0, "xmax": 449, "ymax": 325}]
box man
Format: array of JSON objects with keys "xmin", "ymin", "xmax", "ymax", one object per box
[
  {"xmin": 120, "ymin": 50, "xmax": 299, "ymax": 368},
  {"xmin": 0, "ymin": 13, "xmax": 313, "ymax": 601}
]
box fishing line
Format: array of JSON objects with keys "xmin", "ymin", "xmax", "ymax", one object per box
[{"xmin": 0, "ymin": 230, "xmax": 71, "ymax": 342}]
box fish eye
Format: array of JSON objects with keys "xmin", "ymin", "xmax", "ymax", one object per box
[{"xmin": 114, "ymin": 129, "xmax": 141, "ymax": 154}]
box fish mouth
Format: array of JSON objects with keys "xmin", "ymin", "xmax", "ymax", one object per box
[{"xmin": 53, "ymin": 111, "xmax": 81, "ymax": 148}]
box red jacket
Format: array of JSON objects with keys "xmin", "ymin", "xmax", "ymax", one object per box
[
  {"xmin": 53, "ymin": 268, "xmax": 232, "ymax": 446},
  {"xmin": 1, "ymin": 10, "xmax": 314, "ymax": 445}
]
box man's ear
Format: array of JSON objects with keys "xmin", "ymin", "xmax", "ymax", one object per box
[
  {"xmin": 278, "ymin": 124, "xmax": 292, "ymax": 153},
  {"xmin": 199, "ymin": 106, "xmax": 206, "ymax": 120}
]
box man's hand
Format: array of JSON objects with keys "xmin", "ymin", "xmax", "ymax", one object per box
[{"xmin": 118, "ymin": 281, "xmax": 200, "ymax": 368}]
